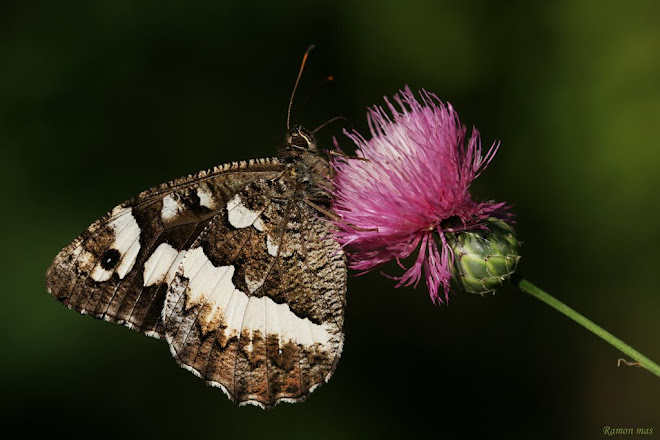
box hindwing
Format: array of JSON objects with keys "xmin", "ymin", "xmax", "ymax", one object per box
[{"xmin": 163, "ymin": 178, "xmax": 346, "ymax": 407}]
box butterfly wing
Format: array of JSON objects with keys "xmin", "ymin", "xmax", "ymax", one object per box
[
  {"xmin": 163, "ymin": 177, "xmax": 346, "ymax": 407},
  {"xmin": 46, "ymin": 158, "xmax": 285, "ymax": 338}
]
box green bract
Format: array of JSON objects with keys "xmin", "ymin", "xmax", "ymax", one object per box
[{"xmin": 446, "ymin": 217, "xmax": 520, "ymax": 294}]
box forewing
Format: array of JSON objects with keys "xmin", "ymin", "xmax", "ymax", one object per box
[
  {"xmin": 46, "ymin": 159, "xmax": 285, "ymax": 338},
  {"xmin": 163, "ymin": 178, "xmax": 346, "ymax": 408}
]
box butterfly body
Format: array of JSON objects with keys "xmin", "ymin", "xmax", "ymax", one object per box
[{"xmin": 46, "ymin": 126, "xmax": 346, "ymax": 408}]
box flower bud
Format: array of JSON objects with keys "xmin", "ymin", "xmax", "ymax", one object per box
[{"xmin": 446, "ymin": 218, "xmax": 521, "ymax": 294}]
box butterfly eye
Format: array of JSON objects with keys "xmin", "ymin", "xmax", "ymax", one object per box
[{"xmin": 290, "ymin": 135, "xmax": 309, "ymax": 149}]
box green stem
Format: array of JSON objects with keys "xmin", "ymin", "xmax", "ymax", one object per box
[{"xmin": 512, "ymin": 275, "xmax": 660, "ymax": 378}]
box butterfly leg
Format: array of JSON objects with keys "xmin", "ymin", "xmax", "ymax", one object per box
[
  {"xmin": 328, "ymin": 150, "xmax": 370, "ymax": 162},
  {"xmin": 303, "ymin": 198, "xmax": 378, "ymax": 233}
]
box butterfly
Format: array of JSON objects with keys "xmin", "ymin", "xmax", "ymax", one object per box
[{"xmin": 45, "ymin": 47, "xmax": 347, "ymax": 408}]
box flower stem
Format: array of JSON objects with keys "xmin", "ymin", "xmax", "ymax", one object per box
[{"xmin": 511, "ymin": 274, "xmax": 660, "ymax": 378}]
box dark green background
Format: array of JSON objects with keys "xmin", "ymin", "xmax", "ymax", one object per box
[{"xmin": 2, "ymin": 0, "xmax": 659, "ymax": 438}]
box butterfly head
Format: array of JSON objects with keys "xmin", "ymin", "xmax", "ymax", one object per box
[{"xmin": 280, "ymin": 125, "xmax": 319, "ymax": 160}]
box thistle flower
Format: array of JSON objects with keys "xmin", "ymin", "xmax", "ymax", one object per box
[
  {"xmin": 331, "ymin": 86, "xmax": 514, "ymax": 303},
  {"xmin": 330, "ymin": 87, "xmax": 660, "ymax": 382}
]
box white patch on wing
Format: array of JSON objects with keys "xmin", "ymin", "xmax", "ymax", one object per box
[
  {"xmin": 143, "ymin": 243, "xmax": 182, "ymax": 287},
  {"xmin": 110, "ymin": 205, "xmax": 125, "ymax": 217},
  {"xmin": 266, "ymin": 298, "xmax": 298, "ymax": 349},
  {"xmin": 182, "ymin": 246, "xmax": 332, "ymax": 348},
  {"xmin": 224, "ymin": 288, "xmax": 249, "ymax": 339},
  {"xmin": 90, "ymin": 208, "xmax": 141, "ymax": 282},
  {"xmin": 161, "ymin": 194, "xmax": 183, "ymax": 221},
  {"xmin": 116, "ymin": 237, "xmax": 140, "ymax": 279},
  {"xmin": 253, "ymin": 217, "xmax": 264, "ymax": 232},
  {"xmin": 266, "ymin": 234, "xmax": 279, "ymax": 257},
  {"xmin": 242, "ymin": 297, "xmax": 266, "ymax": 353},
  {"xmin": 78, "ymin": 249, "xmax": 96, "ymax": 269},
  {"xmin": 227, "ymin": 194, "xmax": 261, "ymax": 229},
  {"xmin": 91, "ymin": 263, "xmax": 112, "ymax": 282},
  {"xmin": 197, "ymin": 186, "xmax": 216, "ymax": 209},
  {"xmin": 165, "ymin": 250, "xmax": 187, "ymax": 285},
  {"xmin": 245, "ymin": 273, "xmax": 266, "ymax": 294}
]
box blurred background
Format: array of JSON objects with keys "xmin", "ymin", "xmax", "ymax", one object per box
[{"xmin": 1, "ymin": 0, "xmax": 659, "ymax": 438}]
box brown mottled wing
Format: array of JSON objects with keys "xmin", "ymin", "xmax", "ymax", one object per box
[
  {"xmin": 46, "ymin": 159, "xmax": 285, "ymax": 339},
  {"xmin": 163, "ymin": 178, "xmax": 346, "ymax": 408}
]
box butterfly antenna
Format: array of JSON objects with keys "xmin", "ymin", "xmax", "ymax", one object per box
[
  {"xmin": 287, "ymin": 44, "xmax": 316, "ymax": 131},
  {"xmin": 312, "ymin": 116, "xmax": 348, "ymax": 134}
]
